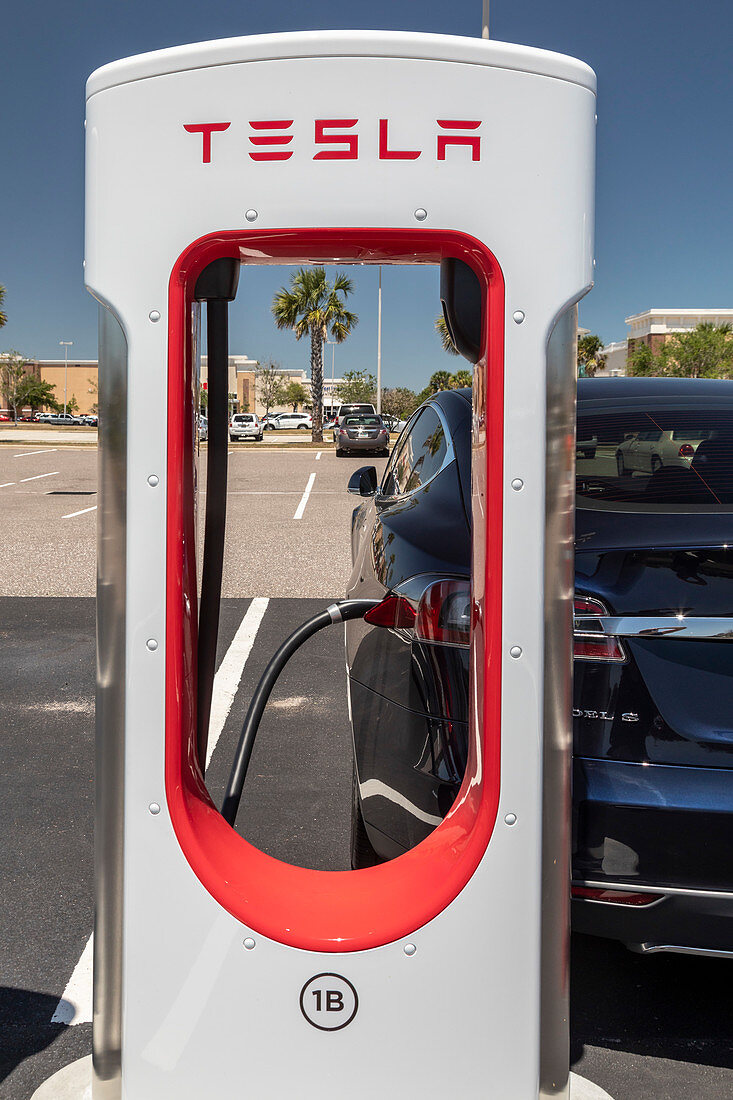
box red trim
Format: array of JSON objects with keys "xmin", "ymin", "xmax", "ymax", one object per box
[{"xmin": 166, "ymin": 228, "xmax": 504, "ymax": 952}]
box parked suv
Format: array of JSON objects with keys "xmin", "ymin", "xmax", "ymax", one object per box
[
  {"xmin": 229, "ymin": 413, "xmax": 263, "ymax": 442},
  {"xmin": 265, "ymin": 412, "xmax": 312, "ymax": 431}
]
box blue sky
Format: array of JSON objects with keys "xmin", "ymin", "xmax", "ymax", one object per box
[{"xmin": 3, "ymin": 0, "xmax": 733, "ymax": 391}]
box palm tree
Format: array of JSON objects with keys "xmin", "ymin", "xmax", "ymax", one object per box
[
  {"xmin": 272, "ymin": 268, "xmax": 358, "ymax": 442},
  {"xmin": 0, "ymin": 286, "xmax": 7, "ymax": 330}
]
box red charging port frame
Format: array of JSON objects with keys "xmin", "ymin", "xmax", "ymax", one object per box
[{"xmin": 165, "ymin": 228, "xmax": 504, "ymax": 951}]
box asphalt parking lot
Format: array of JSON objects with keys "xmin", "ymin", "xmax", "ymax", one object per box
[{"xmin": 1, "ymin": 439, "xmax": 732, "ymax": 1098}]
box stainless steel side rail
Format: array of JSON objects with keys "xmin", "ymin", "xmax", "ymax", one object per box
[{"xmin": 573, "ymin": 616, "xmax": 733, "ymax": 641}]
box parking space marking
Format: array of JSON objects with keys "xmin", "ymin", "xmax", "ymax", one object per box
[
  {"xmin": 206, "ymin": 597, "xmax": 269, "ymax": 768},
  {"xmin": 14, "ymin": 448, "xmax": 58, "ymax": 458},
  {"xmin": 293, "ymin": 472, "xmax": 316, "ymax": 520},
  {"xmin": 19, "ymin": 470, "xmax": 59, "ymax": 483},
  {"xmin": 62, "ymin": 505, "xmax": 98, "ymax": 519},
  {"xmin": 316, "ymin": 451, "xmax": 322, "ymax": 460},
  {"xmin": 50, "ymin": 600, "xmax": 269, "ymax": 1025},
  {"xmin": 0, "ymin": 481, "xmax": 15, "ymax": 488},
  {"xmin": 50, "ymin": 931, "xmax": 93, "ymax": 1025}
]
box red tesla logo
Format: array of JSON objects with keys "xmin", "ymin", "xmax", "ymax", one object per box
[{"xmin": 184, "ymin": 118, "xmax": 481, "ymax": 163}]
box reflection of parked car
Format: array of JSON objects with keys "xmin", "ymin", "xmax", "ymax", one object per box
[
  {"xmin": 335, "ymin": 414, "xmax": 390, "ymax": 457},
  {"xmin": 382, "ymin": 414, "xmax": 408, "ymax": 434},
  {"xmin": 576, "ymin": 432, "xmax": 597, "ymax": 459},
  {"xmin": 199, "ymin": 416, "xmax": 208, "ymax": 442},
  {"xmin": 615, "ymin": 427, "xmax": 709, "ymax": 476},
  {"xmin": 345, "ymin": 378, "xmax": 733, "ymax": 955},
  {"xmin": 264, "ymin": 412, "xmax": 312, "ymax": 431},
  {"xmin": 229, "ymin": 413, "xmax": 262, "ymax": 442}
]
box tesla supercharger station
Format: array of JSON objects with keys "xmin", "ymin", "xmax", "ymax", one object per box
[{"xmin": 79, "ymin": 30, "xmax": 596, "ymax": 1100}]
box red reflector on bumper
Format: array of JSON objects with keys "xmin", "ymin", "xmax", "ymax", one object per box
[{"xmin": 572, "ymin": 886, "xmax": 663, "ymax": 906}]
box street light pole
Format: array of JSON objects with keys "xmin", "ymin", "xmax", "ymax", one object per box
[
  {"xmin": 376, "ymin": 266, "xmax": 382, "ymax": 414},
  {"xmin": 482, "ymin": 0, "xmax": 489, "ymax": 38},
  {"xmin": 59, "ymin": 342, "xmax": 73, "ymax": 416}
]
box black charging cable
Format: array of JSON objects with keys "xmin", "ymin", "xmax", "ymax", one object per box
[
  {"xmin": 194, "ymin": 259, "xmax": 240, "ymax": 771},
  {"xmin": 221, "ymin": 598, "xmax": 380, "ymax": 827}
]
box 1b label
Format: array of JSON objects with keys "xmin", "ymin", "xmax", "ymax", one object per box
[{"xmin": 299, "ymin": 973, "xmax": 358, "ymax": 1031}]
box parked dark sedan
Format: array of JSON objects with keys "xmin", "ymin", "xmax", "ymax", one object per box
[
  {"xmin": 335, "ymin": 413, "xmax": 390, "ymax": 457},
  {"xmin": 345, "ymin": 378, "xmax": 733, "ymax": 955}
]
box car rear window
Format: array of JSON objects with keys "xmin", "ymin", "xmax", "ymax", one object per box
[
  {"xmin": 233, "ymin": 415, "xmax": 254, "ymax": 423},
  {"xmin": 576, "ymin": 406, "xmax": 733, "ymax": 511},
  {"xmin": 344, "ymin": 416, "xmax": 381, "ymax": 426}
]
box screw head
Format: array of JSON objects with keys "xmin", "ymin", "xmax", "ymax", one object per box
[
  {"xmin": 149, "ymin": 310, "xmax": 161, "ymax": 323},
  {"xmin": 147, "ymin": 474, "xmax": 159, "ymax": 487},
  {"xmin": 245, "ymin": 209, "xmax": 258, "ymax": 222},
  {"xmin": 504, "ymin": 813, "xmax": 517, "ymax": 826},
  {"xmin": 511, "ymin": 478, "xmax": 524, "ymax": 491},
  {"xmin": 414, "ymin": 208, "xmax": 428, "ymax": 221},
  {"xmin": 510, "ymin": 645, "xmax": 522, "ymax": 659},
  {"xmin": 404, "ymin": 943, "xmax": 417, "ymax": 956},
  {"xmin": 512, "ymin": 310, "xmax": 525, "ymax": 324},
  {"xmin": 149, "ymin": 802, "xmax": 161, "ymax": 815},
  {"xmin": 146, "ymin": 638, "xmax": 158, "ymax": 652},
  {"xmin": 243, "ymin": 937, "xmax": 256, "ymax": 950}
]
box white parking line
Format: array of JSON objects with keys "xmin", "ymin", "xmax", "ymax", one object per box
[
  {"xmin": 0, "ymin": 481, "xmax": 15, "ymax": 488},
  {"xmin": 50, "ymin": 932, "xmax": 93, "ymax": 1024},
  {"xmin": 19, "ymin": 471, "xmax": 59, "ymax": 483},
  {"xmin": 206, "ymin": 597, "xmax": 269, "ymax": 767},
  {"xmin": 315, "ymin": 451, "xmax": 322, "ymax": 460},
  {"xmin": 50, "ymin": 598, "xmax": 270, "ymax": 1026},
  {"xmin": 62, "ymin": 505, "xmax": 98, "ymax": 519},
  {"xmin": 293, "ymin": 472, "xmax": 316, "ymax": 520},
  {"xmin": 14, "ymin": 448, "xmax": 57, "ymax": 458}
]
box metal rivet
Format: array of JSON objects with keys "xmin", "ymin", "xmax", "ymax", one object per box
[
  {"xmin": 511, "ymin": 478, "xmax": 524, "ymax": 491},
  {"xmin": 243, "ymin": 937, "xmax": 256, "ymax": 950},
  {"xmin": 413, "ymin": 208, "xmax": 428, "ymax": 221},
  {"xmin": 404, "ymin": 943, "xmax": 417, "ymax": 956},
  {"xmin": 146, "ymin": 638, "xmax": 158, "ymax": 652},
  {"xmin": 510, "ymin": 646, "xmax": 522, "ymax": 659},
  {"xmin": 245, "ymin": 209, "xmax": 258, "ymax": 222},
  {"xmin": 504, "ymin": 813, "xmax": 517, "ymax": 826},
  {"xmin": 147, "ymin": 474, "xmax": 159, "ymax": 487},
  {"xmin": 149, "ymin": 310, "xmax": 161, "ymax": 323},
  {"xmin": 149, "ymin": 802, "xmax": 161, "ymax": 815},
  {"xmin": 512, "ymin": 310, "xmax": 525, "ymax": 324}
]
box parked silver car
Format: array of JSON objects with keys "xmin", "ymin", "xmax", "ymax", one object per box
[
  {"xmin": 229, "ymin": 413, "xmax": 263, "ymax": 442},
  {"xmin": 335, "ymin": 414, "xmax": 390, "ymax": 456}
]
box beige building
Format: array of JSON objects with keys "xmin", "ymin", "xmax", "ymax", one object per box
[
  {"xmin": 0, "ymin": 356, "xmax": 99, "ymax": 415},
  {"xmin": 600, "ymin": 308, "xmax": 733, "ymax": 379}
]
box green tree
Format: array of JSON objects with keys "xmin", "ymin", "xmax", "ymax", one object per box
[
  {"xmin": 427, "ymin": 370, "xmax": 452, "ymax": 394},
  {"xmin": 0, "ymin": 350, "xmax": 28, "ymax": 422},
  {"xmin": 627, "ymin": 324, "xmax": 733, "ymax": 379},
  {"xmin": 87, "ymin": 376, "xmax": 99, "ymax": 416},
  {"xmin": 577, "ymin": 333, "xmax": 606, "ymax": 377},
  {"xmin": 17, "ymin": 374, "xmax": 61, "ymax": 415},
  {"xmin": 272, "ymin": 267, "xmax": 358, "ymax": 442},
  {"xmin": 283, "ymin": 380, "xmax": 308, "ymax": 411},
  {"xmin": 381, "ymin": 387, "xmax": 418, "ymax": 420},
  {"xmin": 0, "ymin": 286, "xmax": 7, "ymax": 330},
  {"xmin": 435, "ymin": 314, "xmax": 459, "ymax": 356},
  {"xmin": 626, "ymin": 341, "xmax": 661, "ymax": 377},
  {"xmin": 450, "ymin": 368, "xmax": 473, "ymax": 389},
  {"xmin": 256, "ymin": 360, "xmax": 286, "ymax": 418},
  {"xmin": 335, "ymin": 369, "xmax": 377, "ymax": 405},
  {"xmin": 664, "ymin": 323, "xmax": 733, "ymax": 379}
]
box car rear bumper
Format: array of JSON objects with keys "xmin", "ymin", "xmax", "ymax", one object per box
[
  {"xmin": 573, "ymin": 756, "xmax": 733, "ymax": 950},
  {"xmin": 337, "ymin": 436, "xmax": 387, "ymax": 451},
  {"xmin": 572, "ymin": 889, "xmax": 733, "ymax": 955}
]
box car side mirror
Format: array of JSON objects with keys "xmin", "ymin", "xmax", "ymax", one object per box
[{"xmin": 348, "ymin": 466, "xmax": 378, "ymax": 496}]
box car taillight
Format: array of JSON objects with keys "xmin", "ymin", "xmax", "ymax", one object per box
[
  {"xmin": 339, "ymin": 428, "xmax": 347, "ymax": 436},
  {"xmin": 573, "ymin": 595, "xmax": 625, "ymax": 662},
  {"xmin": 416, "ymin": 580, "xmax": 471, "ymax": 647},
  {"xmin": 364, "ymin": 595, "xmax": 416, "ymax": 630},
  {"xmin": 678, "ymin": 443, "xmax": 694, "ymax": 458},
  {"xmin": 572, "ymin": 886, "xmax": 663, "ymax": 906}
]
